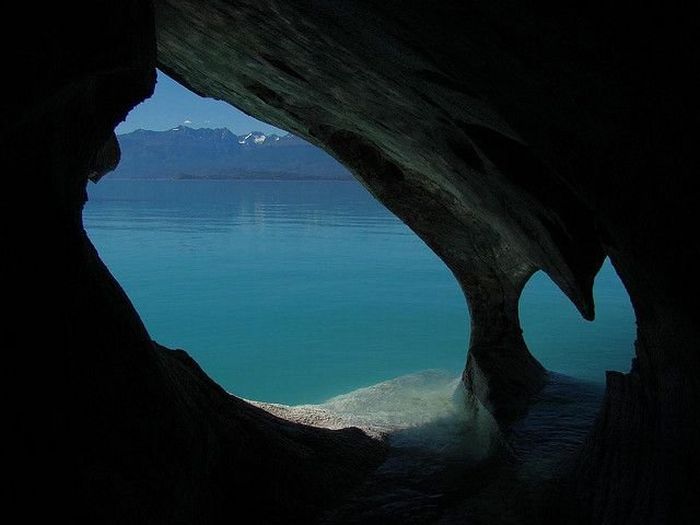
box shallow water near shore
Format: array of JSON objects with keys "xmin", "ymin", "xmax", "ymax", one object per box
[{"xmin": 305, "ymin": 370, "xmax": 603, "ymax": 523}]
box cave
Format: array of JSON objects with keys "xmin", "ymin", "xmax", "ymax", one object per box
[{"xmin": 7, "ymin": 1, "xmax": 697, "ymax": 524}]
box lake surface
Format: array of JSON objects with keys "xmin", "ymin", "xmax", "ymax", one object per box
[{"xmin": 84, "ymin": 179, "xmax": 635, "ymax": 405}]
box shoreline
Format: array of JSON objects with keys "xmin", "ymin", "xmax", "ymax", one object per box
[{"xmin": 101, "ymin": 176, "xmax": 355, "ymax": 182}]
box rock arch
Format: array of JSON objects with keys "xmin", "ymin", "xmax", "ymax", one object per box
[{"xmin": 6, "ymin": 1, "xmax": 697, "ymax": 523}]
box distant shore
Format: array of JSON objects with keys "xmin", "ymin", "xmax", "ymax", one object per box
[{"xmin": 101, "ymin": 176, "xmax": 355, "ymax": 182}]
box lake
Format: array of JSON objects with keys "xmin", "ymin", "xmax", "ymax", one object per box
[{"xmin": 84, "ymin": 179, "xmax": 635, "ymax": 405}]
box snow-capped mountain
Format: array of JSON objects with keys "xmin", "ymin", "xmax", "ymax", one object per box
[
  {"xmin": 110, "ymin": 126, "xmax": 350, "ymax": 180},
  {"xmin": 237, "ymin": 131, "xmax": 282, "ymax": 145}
]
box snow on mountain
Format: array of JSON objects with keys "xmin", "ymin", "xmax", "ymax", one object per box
[{"xmin": 112, "ymin": 126, "xmax": 351, "ymax": 179}]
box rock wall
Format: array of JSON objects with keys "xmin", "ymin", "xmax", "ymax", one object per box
[{"xmin": 154, "ymin": 1, "xmax": 699, "ymax": 521}]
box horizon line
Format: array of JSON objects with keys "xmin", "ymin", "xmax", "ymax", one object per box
[{"xmin": 117, "ymin": 124, "xmax": 295, "ymax": 137}]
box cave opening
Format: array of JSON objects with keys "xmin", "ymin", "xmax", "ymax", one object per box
[
  {"xmin": 519, "ymin": 259, "xmax": 635, "ymax": 383},
  {"xmin": 84, "ymin": 70, "xmax": 636, "ymax": 419},
  {"xmin": 84, "ymin": 70, "xmax": 468, "ymax": 408},
  {"xmin": 82, "ymin": 66, "xmax": 639, "ymax": 476}
]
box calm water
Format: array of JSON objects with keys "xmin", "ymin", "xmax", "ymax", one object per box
[{"xmin": 84, "ymin": 179, "xmax": 635, "ymax": 405}]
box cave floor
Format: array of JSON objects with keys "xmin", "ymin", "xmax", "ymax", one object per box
[{"xmin": 252, "ymin": 372, "xmax": 603, "ymax": 524}]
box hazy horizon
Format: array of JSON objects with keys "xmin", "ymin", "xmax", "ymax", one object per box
[{"xmin": 117, "ymin": 125, "xmax": 293, "ymax": 136}]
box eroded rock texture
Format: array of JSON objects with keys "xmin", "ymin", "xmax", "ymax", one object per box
[{"xmin": 6, "ymin": 1, "xmax": 698, "ymax": 524}]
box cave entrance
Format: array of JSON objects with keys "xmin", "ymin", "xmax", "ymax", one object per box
[
  {"xmin": 519, "ymin": 259, "xmax": 635, "ymax": 383},
  {"xmin": 84, "ymin": 70, "xmax": 635, "ymax": 414},
  {"xmin": 81, "ymin": 67, "xmax": 639, "ymax": 510},
  {"xmin": 83, "ymin": 70, "xmax": 467, "ymax": 406}
]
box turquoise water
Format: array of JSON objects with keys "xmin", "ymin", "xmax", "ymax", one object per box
[{"xmin": 84, "ymin": 179, "xmax": 635, "ymax": 405}]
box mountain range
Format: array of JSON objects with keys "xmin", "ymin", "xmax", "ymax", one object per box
[{"xmin": 111, "ymin": 126, "xmax": 351, "ymax": 180}]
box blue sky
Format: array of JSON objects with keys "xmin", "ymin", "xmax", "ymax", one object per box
[{"xmin": 116, "ymin": 70, "xmax": 285, "ymax": 135}]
